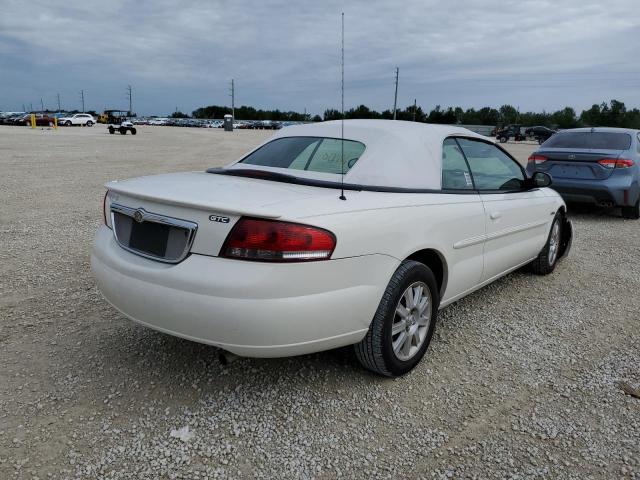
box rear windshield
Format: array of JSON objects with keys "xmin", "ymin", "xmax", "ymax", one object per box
[
  {"xmin": 240, "ymin": 136, "xmax": 366, "ymax": 174},
  {"xmin": 543, "ymin": 131, "xmax": 631, "ymax": 150}
]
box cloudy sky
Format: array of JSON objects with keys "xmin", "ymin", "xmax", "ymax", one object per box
[{"xmin": 1, "ymin": 0, "xmax": 639, "ymax": 116}]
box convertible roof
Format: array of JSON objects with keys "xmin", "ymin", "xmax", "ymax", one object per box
[{"xmin": 227, "ymin": 119, "xmax": 490, "ymax": 190}]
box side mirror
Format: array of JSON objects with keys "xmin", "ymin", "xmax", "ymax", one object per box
[{"xmin": 530, "ymin": 171, "xmax": 552, "ymax": 188}]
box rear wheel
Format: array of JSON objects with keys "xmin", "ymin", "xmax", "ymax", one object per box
[
  {"xmin": 65, "ymin": 120, "xmax": 72, "ymax": 126},
  {"xmin": 108, "ymin": 126, "xmax": 115, "ymax": 134},
  {"xmin": 355, "ymin": 260, "xmax": 439, "ymax": 377},
  {"xmin": 527, "ymin": 212, "xmax": 562, "ymax": 275},
  {"xmin": 131, "ymin": 128, "xmax": 137, "ymax": 135},
  {"xmin": 119, "ymin": 127, "xmax": 126, "ymax": 135},
  {"xmin": 86, "ymin": 120, "xmax": 93, "ymax": 127},
  {"xmin": 499, "ymin": 136, "xmax": 508, "ymax": 143},
  {"xmin": 621, "ymin": 200, "xmax": 640, "ymax": 220}
]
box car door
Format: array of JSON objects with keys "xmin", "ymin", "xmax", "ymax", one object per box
[
  {"xmin": 440, "ymin": 138, "xmax": 485, "ymax": 300},
  {"xmin": 455, "ymin": 137, "xmax": 552, "ymax": 282}
]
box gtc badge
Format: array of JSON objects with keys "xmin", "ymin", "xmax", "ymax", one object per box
[
  {"xmin": 209, "ymin": 215, "xmax": 230, "ymax": 223},
  {"xmin": 133, "ymin": 209, "xmax": 145, "ymax": 223}
]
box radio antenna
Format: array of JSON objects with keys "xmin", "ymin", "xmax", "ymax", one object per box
[{"xmin": 339, "ymin": 12, "xmax": 346, "ymax": 201}]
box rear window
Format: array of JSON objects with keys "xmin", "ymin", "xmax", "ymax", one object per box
[
  {"xmin": 543, "ymin": 131, "xmax": 631, "ymax": 150},
  {"xmin": 240, "ymin": 137, "xmax": 366, "ymax": 174}
]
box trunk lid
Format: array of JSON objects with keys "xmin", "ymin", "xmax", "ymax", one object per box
[
  {"xmin": 105, "ymin": 171, "xmax": 337, "ymax": 258},
  {"xmin": 536, "ymin": 149, "xmax": 623, "ymax": 180}
]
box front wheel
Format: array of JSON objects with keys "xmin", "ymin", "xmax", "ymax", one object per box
[
  {"xmin": 527, "ymin": 213, "xmax": 562, "ymax": 275},
  {"xmin": 621, "ymin": 200, "xmax": 640, "ymax": 220},
  {"xmin": 499, "ymin": 136, "xmax": 508, "ymax": 143},
  {"xmin": 86, "ymin": 120, "xmax": 93, "ymax": 127},
  {"xmin": 130, "ymin": 128, "xmax": 137, "ymax": 135},
  {"xmin": 355, "ymin": 260, "xmax": 440, "ymax": 377},
  {"xmin": 108, "ymin": 126, "xmax": 115, "ymax": 134},
  {"xmin": 65, "ymin": 121, "xmax": 72, "ymax": 126}
]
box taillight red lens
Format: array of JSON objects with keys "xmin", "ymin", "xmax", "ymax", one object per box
[
  {"xmin": 528, "ymin": 154, "xmax": 547, "ymax": 164},
  {"xmin": 598, "ymin": 158, "xmax": 634, "ymax": 169},
  {"xmin": 221, "ymin": 218, "xmax": 336, "ymax": 262}
]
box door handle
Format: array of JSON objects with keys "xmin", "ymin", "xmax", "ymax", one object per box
[{"xmin": 489, "ymin": 211, "xmax": 502, "ymax": 220}]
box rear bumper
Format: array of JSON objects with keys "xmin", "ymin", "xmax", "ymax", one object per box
[
  {"xmin": 91, "ymin": 225, "xmax": 397, "ymax": 357},
  {"xmin": 550, "ymin": 177, "xmax": 638, "ymax": 207}
]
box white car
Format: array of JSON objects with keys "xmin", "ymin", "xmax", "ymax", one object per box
[
  {"xmin": 91, "ymin": 120, "xmax": 572, "ymax": 376},
  {"xmin": 59, "ymin": 113, "xmax": 95, "ymax": 126}
]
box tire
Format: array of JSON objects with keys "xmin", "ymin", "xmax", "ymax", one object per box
[
  {"xmin": 621, "ymin": 200, "xmax": 640, "ymax": 220},
  {"xmin": 499, "ymin": 136, "xmax": 508, "ymax": 143},
  {"xmin": 538, "ymin": 138, "xmax": 544, "ymax": 145},
  {"xmin": 108, "ymin": 126, "xmax": 115, "ymax": 134},
  {"xmin": 527, "ymin": 212, "xmax": 562, "ymax": 275},
  {"xmin": 131, "ymin": 128, "xmax": 137, "ymax": 135},
  {"xmin": 86, "ymin": 120, "xmax": 93, "ymax": 127},
  {"xmin": 119, "ymin": 127, "xmax": 126, "ymax": 135},
  {"xmin": 65, "ymin": 121, "xmax": 72, "ymax": 126},
  {"xmin": 355, "ymin": 260, "xmax": 440, "ymax": 377}
]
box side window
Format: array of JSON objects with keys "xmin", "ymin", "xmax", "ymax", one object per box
[
  {"xmin": 456, "ymin": 138, "xmax": 525, "ymax": 191},
  {"xmin": 442, "ymin": 138, "xmax": 473, "ymax": 190},
  {"xmin": 305, "ymin": 138, "xmax": 365, "ymax": 174}
]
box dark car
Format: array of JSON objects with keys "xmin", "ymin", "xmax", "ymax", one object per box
[
  {"xmin": 495, "ymin": 124, "xmax": 526, "ymax": 143},
  {"xmin": 525, "ymin": 126, "xmax": 557, "ymax": 144},
  {"xmin": 20, "ymin": 113, "xmax": 55, "ymax": 127},
  {"xmin": 527, "ymin": 127, "xmax": 640, "ymax": 219}
]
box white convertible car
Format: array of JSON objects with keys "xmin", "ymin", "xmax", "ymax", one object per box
[{"xmin": 92, "ymin": 120, "xmax": 572, "ymax": 376}]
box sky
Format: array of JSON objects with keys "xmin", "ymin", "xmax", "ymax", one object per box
[{"xmin": 1, "ymin": 0, "xmax": 639, "ymax": 116}]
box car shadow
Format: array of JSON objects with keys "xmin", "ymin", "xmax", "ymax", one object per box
[
  {"xmin": 565, "ymin": 203, "xmax": 626, "ymax": 220},
  {"xmin": 89, "ymin": 320, "xmax": 377, "ymax": 404}
]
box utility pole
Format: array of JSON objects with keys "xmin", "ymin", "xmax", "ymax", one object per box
[
  {"xmin": 22, "ymin": 104, "xmax": 26, "ymax": 112},
  {"xmin": 40, "ymin": 98, "xmax": 44, "ymax": 112},
  {"xmin": 80, "ymin": 90, "xmax": 85, "ymax": 113},
  {"xmin": 57, "ymin": 93, "xmax": 61, "ymax": 112},
  {"xmin": 229, "ymin": 79, "xmax": 235, "ymax": 120},
  {"xmin": 412, "ymin": 98, "xmax": 417, "ymax": 122},
  {"xmin": 30, "ymin": 102, "xmax": 33, "ymax": 112},
  {"xmin": 127, "ymin": 85, "xmax": 133, "ymax": 115},
  {"xmin": 304, "ymin": 107, "xmax": 307, "ymax": 121},
  {"xmin": 393, "ymin": 67, "xmax": 399, "ymax": 120}
]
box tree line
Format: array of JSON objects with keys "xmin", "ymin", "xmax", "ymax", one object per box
[
  {"xmin": 192, "ymin": 105, "xmax": 316, "ymax": 122},
  {"xmin": 190, "ymin": 100, "xmax": 640, "ymax": 129}
]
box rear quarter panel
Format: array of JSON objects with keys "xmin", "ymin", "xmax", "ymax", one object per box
[{"xmin": 290, "ymin": 191, "xmax": 487, "ymax": 303}]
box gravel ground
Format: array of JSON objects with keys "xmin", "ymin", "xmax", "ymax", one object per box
[{"xmin": 0, "ymin": 125, "xmax": 638, "ymax": 479}]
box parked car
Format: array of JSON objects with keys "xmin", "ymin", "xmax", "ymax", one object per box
[
  {"xmin": 525, "ymin": 126, "xmax": 556, "ymax": 144},
  {"xmin": 527, "ymin": 127, "xmax": 640, "ymax": 219},
  {"xmin": 495, "ymin": 124, "xmax": 526, "ymax": 143},
  {"xmin": 21, "ymin": 113, "xmax": 55, "ymax": 127},
  {"xmin": 57, "ymin": 113, "xmax": 95, "ymax": 126},
  {"xmin": 92, "ymin": 120, "xmax": 572, "ymax": 376}
]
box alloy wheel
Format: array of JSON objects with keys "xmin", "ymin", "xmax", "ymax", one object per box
[{"xmin": 391, "ymin": 281, "xmax": 432, "ymax": 361}]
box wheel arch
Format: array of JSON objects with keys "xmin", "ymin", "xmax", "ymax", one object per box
[{"xmin": 404, "ymin": 248, "xmax": 448, "ymax": 298}]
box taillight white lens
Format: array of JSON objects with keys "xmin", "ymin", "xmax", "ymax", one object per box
[
  {"xmin": 221, "ymin": 218, "xmax": 336, "ymax": 262},
  {"xmin": 527, "ymin": 154, "xmax": 547, "ymax": 164}
]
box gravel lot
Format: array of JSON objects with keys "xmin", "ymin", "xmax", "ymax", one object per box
[{"xmin": 1, "ymin": 124, "xmax": 638, "ymax": 479}]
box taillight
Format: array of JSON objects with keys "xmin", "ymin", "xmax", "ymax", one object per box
[
  {"xmin": 221, "ymin": 218, "xmax": 336, "ymax": 262},
  {"xmin": 102, "ymin": 191, "xmax": 109, "ymax": 225},
  {"xmin": 598, "ymin": 158, "xmax": 634, "ymax": 169},
  {"xmin": 528, "ymin": 154, "xmax": 547, "ymax": 164}
]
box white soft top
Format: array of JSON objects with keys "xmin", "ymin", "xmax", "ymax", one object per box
[{"xmin": 227, "ymin": 119, "xmax": 490, "ymax": 189}]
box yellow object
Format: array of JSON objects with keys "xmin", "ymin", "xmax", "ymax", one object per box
[
  {"xmin": 31, "ymin": 114, "xmax": 36, "ymax": 129},
  {"xmin": 54, "ymin": 117, "xmax": 58, "ymax": 129}
]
